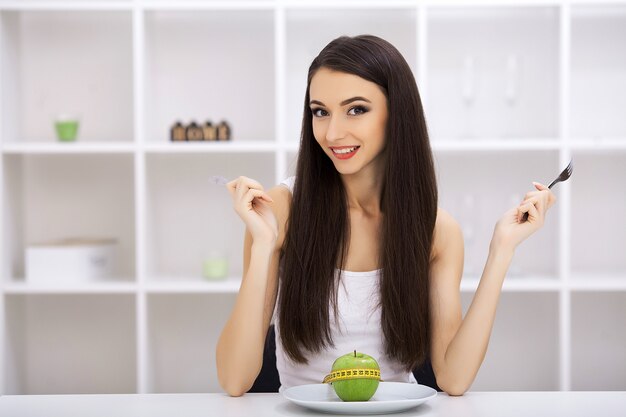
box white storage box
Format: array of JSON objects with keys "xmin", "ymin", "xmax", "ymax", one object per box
[{"xmin": 25, "ymin": 238, "xmax": 118, "ymax": 284}]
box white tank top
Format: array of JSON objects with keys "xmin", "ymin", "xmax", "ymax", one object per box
[{"xmin": 274, "ymin": 176, "xmax": 417, "ymax": 393}]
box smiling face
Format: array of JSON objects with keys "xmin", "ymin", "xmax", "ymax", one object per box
[{"xmin": 309, "ymin": 67, "xmax": 389, "ymax": 177}]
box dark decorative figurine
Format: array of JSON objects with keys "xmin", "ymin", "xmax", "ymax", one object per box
[
  {"xmin": 171, "ymin": 121, "xmax": 186, "ymax": 141},
  {"xmin": 203, "ymin": 121, "xmax": 218, "ymax": 141},
  {"xmin": 186, "ymin": 121, "xmax": 204, "ymax": 141},
  {"xmin": 217, "ymin": 120, "xmax": 231, "ymax": 141}
]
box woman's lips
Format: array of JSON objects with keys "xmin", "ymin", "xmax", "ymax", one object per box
[{"xmin": 330, "ymin": 146, "xmax": 360, "ymax": 160}]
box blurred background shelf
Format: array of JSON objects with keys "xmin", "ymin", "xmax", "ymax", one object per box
[
  {"xmin": 1, "ymin": 0, "xmax": 625, "ymax": 395},
  {"xmin": 426, "ymin": 6, "xmax": 560, "ymax": 141},
  {"xmin": 461, "ymin": 276, "xmax": 562, "ymax": 293},
  {"xmin": 2, "ymin": 142, "xmax": 136, "ymax": 154},
  {"xmin": 461, "ymin": 292, "xmax": 560, "ymax": 391},
  {"xmin": 569, "ymin": 277, "xmax": 626, "ymax": 292},
  {"xmin": 0, "ymin": 2, "xmax": 134, "ymax": 12},
  {"xmin": 431, "ymin": 139, "xmax": 561, "ymax": 151},
  {"xmin": 146, "ymin": 293, "xmax": 235, "ymax": 393},
  {"xmin": 142, "ymin": 141, "xmax": 278, "ymax": 153},
  {"xmin": 570, "ymin": 292, "xmax": 626, "ymax": 391},
  {"xmin": 144, "ymin": 277, "xmax": 242, "ymax": 294},
  {"xmin": 3, "ymin": 294, "xmax": 137, "ymax": 394},
  {"xmin": 569, "ymin": 139, "xmax": 626, "ymax": 150},
  {"xmin": 570, "ymin": 4, "xmax": 626, "ymax": 140},
  {"xmin": 0, "ymin": 8, "xmax": 134, "ymax": 144},
  {"xmin": 3, "ymin": 281, "xmax": 138, "ymax": 294},
  {"xmin": 142, "ymin": 8, "xmax": 276, "ymax": 144}
]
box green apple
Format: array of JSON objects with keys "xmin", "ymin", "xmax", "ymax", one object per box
[{"xmin": 329, "ymin": 350, "xmax": 380, "ymax": 401}]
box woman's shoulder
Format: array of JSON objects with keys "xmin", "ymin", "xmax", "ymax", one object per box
[
  {"xmin": 277, "ymin": 176, "xmax": 296, "ymax": 194},
  {"xmin": 267, "ymin": 181, "xmax": 293, "ymax": 209},
  {"xmin": 431, "ymin": 208, "xmax": 462, "ymax": 263}
]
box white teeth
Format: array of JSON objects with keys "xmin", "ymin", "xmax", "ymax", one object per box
[{"xmin": 333, "ymin": 146, "xmax": 358, "ymax": 154}]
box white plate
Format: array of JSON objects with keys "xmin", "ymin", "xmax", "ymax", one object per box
[{"xmin": 282, "ymin": 381, "xmax": 437, "ymax": 415}]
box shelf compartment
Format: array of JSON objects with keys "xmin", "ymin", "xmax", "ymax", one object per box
[
  {"xmin": 1, "ymin": 142, "xmax": 136, "ymax": 154},
  {"xmin": 431, "ymin": 139, "xmax": 560, "ymax": 151},
  {"xmin": 284, "ymin": 7, "xmax": 418, "ymax": 146},
  {"xmin": 570, "ymin": 150, "xmax": 626, "ymax": 279},
  {"xmin": 3, "ymin": 294, "xmax": 136, "ymax": 394},
  {"xmin": 434, "ymin": 150, "xmax": 560, "ymax": 280},
  {"xmin": 2, "ymin": 153, "xmax": 136, "ymax": 284},
  {"xmin": 0, "ymin": 10, "xmax": 133, "ymax": 143},
  {"xmin": 143, "ymin": 9, "xmax": 275, "ymax": 143},
  {"xmin": 141, "ymin": 1, "xmax": 274, "ymax": 11},
  {"xmin": 461, "ymin": 275, "xmax": 561, "ymax": 293},
  {"xmin": 426, "ymin": 6, "xmax": 560, "ymax": 140},
  {"xmin": 570, "ymin": 5, "xmax": 626, "ymax": 140},
  {"xmin": 569, "ymin": 277, "xmax": 626, "ymax": 292},
  {"xmin": 2, "ymin": 281, "xmax": 137, "ymax": 294},
  {"xmin": 143, "ymin": 140, "xmax": 277, "ymax": 154},
  {"xmin": 0, "ymin": 2, "xmax": 133, "ymax": 12},
  {"xmin": 571, "ymin": 292, "xmax": 626, "ymax": 390},
  {"xmin": 462, "ymin": 291, "xmax": 559, "ymax": 391},
  {"xmin": 145, "ymin": 152, "xmax": 274, "ymax": 281},
  {"xmin": 146, "ymin": 293, "xmax": 236, "ymax": 392},
  {"xmin": 144, "ymin": 277, "xmax": 240, "ymax": 293},
  {"xmin": 570, "ymin": 139, "xmax": 626, "ymax": 151}
]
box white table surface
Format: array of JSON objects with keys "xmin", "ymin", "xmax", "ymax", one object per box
[{"xmin": 1, "ymin": 391, "xmax": 625, "ymax": 417}]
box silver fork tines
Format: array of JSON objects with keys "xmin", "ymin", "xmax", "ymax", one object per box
[
  {"xmin": 209, "ymin": 175, "xmax": 229, "ymax": 185},
  {"xmin": 547, "ymin": 159, "xmax": 573, "ymax": 189}
]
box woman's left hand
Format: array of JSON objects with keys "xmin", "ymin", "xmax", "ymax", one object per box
[{"xmin": 491, "ymin": 182, "xmax": 557, "ymax": 253}]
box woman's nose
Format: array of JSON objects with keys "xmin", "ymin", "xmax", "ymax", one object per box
[{"xmin": 325, "ymin": 115, "xmax": 346, "ymax": 142}]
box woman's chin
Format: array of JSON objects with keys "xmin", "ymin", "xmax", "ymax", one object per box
[{"xmin": 334, "ymin": 165, "xmax": 361, "ymax": 176}]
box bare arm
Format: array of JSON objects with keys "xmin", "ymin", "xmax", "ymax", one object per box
[
  {"xmin": 430, "ymin": 184, "xmax": 556, "ymax": 395},
  {"xmin": 215, "ymin": 181, "xmax": 290, "ymax": 396},
  {"xmin": 429, "ymin": 212, "xmax": 513, "ymax": 395},
  {"xmin": 215, "ymin": 237, "xmax": 279, "ymax": 396}
]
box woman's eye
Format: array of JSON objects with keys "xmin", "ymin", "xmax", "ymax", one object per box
[
  {"xmin": 348, "ymin": 105, "xmax": 369, "ymax": 116},
  {"xmin": 311, "ymin": 105, "xmax": 369, "ymax": 117},
  {"xmin": 311, "ymin": 108, "xmax": 327, "ymax": 117}
]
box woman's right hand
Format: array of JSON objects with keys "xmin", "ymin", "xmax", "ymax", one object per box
[{"xmin": 226, "ymin": 176, "xmax": 278, "ymax": 246}]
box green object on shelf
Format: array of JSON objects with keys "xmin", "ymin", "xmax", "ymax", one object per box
[
  {"xmin": 55, "ymin": 119, "xmax": 79, "ymax": 141},
  {"xmin": 203, "ymin": 256, "xmax": 228, "ymax": 280}
]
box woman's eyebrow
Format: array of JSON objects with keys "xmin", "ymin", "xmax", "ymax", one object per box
[{"xmin": 309, "ymin": 96, "xmax": 372, "ymax": 107}]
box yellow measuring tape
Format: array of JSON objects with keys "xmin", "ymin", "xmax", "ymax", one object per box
[{"xmin": 322, "ymin": 368, "xmax": 382, "ymax": 384}]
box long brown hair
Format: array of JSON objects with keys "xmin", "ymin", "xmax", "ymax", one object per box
[{"xmin": 278, "ymin": 35, "xmax": 438, "ymax": 373}]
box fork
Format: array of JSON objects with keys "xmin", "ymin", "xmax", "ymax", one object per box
[
  {"xmin": 521, "ymin": 158, "xmax": 573, "ymax": 222},
  {"xmin": 546, "ymin": 158, "xmax": 573, "ymax": 189},
  {"xmin": 209, "ymin": 175, "xmax": 229, "ymax": 186}
]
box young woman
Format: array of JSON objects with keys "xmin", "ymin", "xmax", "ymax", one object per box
[{"xmin": 216, "ymin": 35, "xmax": 556, "ymax": 397}]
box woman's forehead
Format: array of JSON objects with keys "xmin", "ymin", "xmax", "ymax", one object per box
[{"xmin": 310, "ymin": 68, "xmax": 382, "ymax": 104}]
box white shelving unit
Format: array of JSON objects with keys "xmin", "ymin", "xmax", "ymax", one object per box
[{"xmin": 1, "ymin": 0, "xmax": 625, "ymax": 395}]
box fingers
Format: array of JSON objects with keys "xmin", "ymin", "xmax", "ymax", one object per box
[
  {"xmin": 226, "ymin": 176, "xmax": 274, "ymax": 212},
  {"xmin": 534, "ymin": 182, "xmax": 557, "ymax": 207},
  {"xmin": 226, "ymin": 176, "xmax": 263, "ymax": 197},
  {"xmin": 244, "ymin": 188, "xmax": 274, "ymax": 205},
  {"xmin": 520, "ymin": 195, "xmax": 544, "ymax": 214},
  {"xmin": 226, "ymin": 176, "xmax": 253, "ymax": 190},
  {"xmin": 522, "ymin": 182, "xmax": 557, "ymax": 211},
  {"xmin": 517, "ymin": 200, "xmax": 541, "ymax": 224},
  {"xmin": 538, "ymin": 183, "xmax": 557, "ymax": 208}
]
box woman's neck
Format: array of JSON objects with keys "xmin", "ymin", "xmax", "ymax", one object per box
[{"xmin": 340, "ymin": 170, "xmax": 383, "ymax": 217}]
